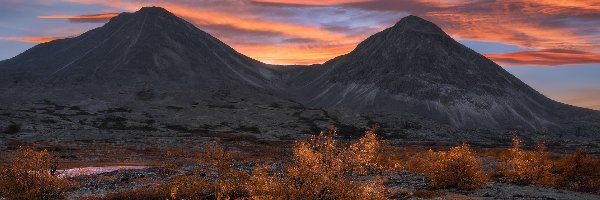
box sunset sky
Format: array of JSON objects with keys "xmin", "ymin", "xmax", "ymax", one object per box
[{"xmin": 0, "ymin": 0, "xmax": 598, "ymax": 110}]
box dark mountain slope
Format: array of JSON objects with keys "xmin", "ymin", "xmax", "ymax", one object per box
[
  {"xmin": 283, "ymin": 16, "xmax": 596, "ymax": 131},
  {"xmin": 0, "ymin": 7, "xmax": 277, "ymax": 100},
  {"xmin": 0, "ymin": 7, "xmax": 341, "ymax": 141}
]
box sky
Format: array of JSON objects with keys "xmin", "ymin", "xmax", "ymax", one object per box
[{"xmin": 0, "ymin": 0, "xmax": 598, "ymax": 110}]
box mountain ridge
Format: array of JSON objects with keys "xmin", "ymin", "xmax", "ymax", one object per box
[{"xmin": 1, "ymin": 7, "xmax": 598, "ymax": 139}]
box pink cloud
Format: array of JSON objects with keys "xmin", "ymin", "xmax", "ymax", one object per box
[{"xmin": 485, "ymin": 49, "xmax": 600, "ymax": 66}]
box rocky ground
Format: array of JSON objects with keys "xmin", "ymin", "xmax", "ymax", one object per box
[
  {"xmin": 2, "ymin": 100, "xmax": 600, "ymax": 199},
  {"xmin": 61, "ymin": 165, "xmax": 600, "ymax": 200}
]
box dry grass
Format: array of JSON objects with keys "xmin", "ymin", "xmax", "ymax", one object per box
[
  {"xmin": 94, "ymin": 130, "xmax": 397, "ymax": 200},
  {"xmin": 7, "ymin": 130, "xmax": 600, "ymax": 199},
  {"xmin": 0, "ymin": 147, "xmax": 69, "ymax": 200}
]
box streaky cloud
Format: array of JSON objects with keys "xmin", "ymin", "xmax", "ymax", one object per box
[
  {"xmin": 0, "ymin": 36, "xmax": 64, "ymax": 43},
  {"xmin": 38, "ymin": 13, "xmax": 119, "ymax": 23},
  {"xmin": 486, "ymin": 49, "xmax": 600, "ymax": 66}
]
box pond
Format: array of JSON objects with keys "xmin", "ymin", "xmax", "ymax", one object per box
[{"xmin": 58, "ymin": 165, "xmax": 151, "ymax": 178}]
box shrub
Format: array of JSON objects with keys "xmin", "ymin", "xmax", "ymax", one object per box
[
  {"xmin": 246, "ymin": 166, "xmax": 284, "ymax": 199},
  {"xmin": 245, "ymin": 130, "xmax": 391, "ymax": 200},
  {"xmin": 198, "ymin": 141, "xmax": 249, "ymax": 199},
  {"xmin": 409, "ymin": 144, "xmax": 487, "ymax": 190},
  {"xmin": 163, "ymin": 174, "xmax": 209, "ymax": 199},
  {"xmin": 499, "ymin": 134, "xmax": 554, "ymax": 185},
  {"xmin": 89, "ymin": 131, "xmax": 398, "ymax": 200},
  {"xmin": 347, "ymin": 130, "xmax": 402, "ymax": 175},
  {"xmin": 553, "ymin": 149, "xmax": 600, "ymax": 193},
  {"xmin": 0, "ymin": 147, "xmax": 69, "ymax": 200}
]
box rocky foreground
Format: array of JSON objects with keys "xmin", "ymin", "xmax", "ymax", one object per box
[{"xmin": 64, "ymin": 165, "xmax": 600, "ymax": 200}]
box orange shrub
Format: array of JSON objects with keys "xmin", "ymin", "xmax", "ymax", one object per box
[
  {"xmin": 198, "ymin": 141, "xmax": 249, "ymax": 199},
  {"xmin": 499, "ymin": 134, "xmax": 554, "ymax": 185},
  {"xmin": 0, "ymin": 147, "xmax": 69, "ymax": 200},
  {"xmin": 244, "ymin": 130, "xmax": 390, "ymax": 200},
  {"xmin": 553, "ymin": 149, "xmax": 600, "ymax": 193},
  {"xmin": 347, "ymin": 130, "xmax": 402, "ymax": 175},
  {"xmin": 85, "ymin": 131, "xmax": 399, "ymax": 199},
  {"xmin": 163, "ymin": 174, "xmax": 209, "ymax": 200},
  {"xmin": 408, "ymin": 144, "xmax": 487, "ymax": 190},
  {"xmin": 246, "ymin": 166, "xmax": 284, "ymax": 199}
]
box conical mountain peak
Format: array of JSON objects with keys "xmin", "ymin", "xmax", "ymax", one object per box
[
  {"xmin": 0, "ymin": 6, "xmax": 273, "ymax": 90},
  {"xmin": 138, "ymin": 6, "xmax": 170, "ymax": 14},
  {"xmin": 391, "ymin": 15, "xmax": 446, "ymax": 35},
  {"xmin": 108, "ymin": 6, "xmax": 193, "ymax": 31},
  {"xmin": 291, "ymin": 14, "xmax": 564, "ymax": 130}
]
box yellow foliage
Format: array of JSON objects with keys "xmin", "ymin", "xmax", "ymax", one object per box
[
  {"xmin": 243, "ymin": 130, "xmax": 392, "ymax": 200},
  {"xmin": 553, "ymin": 149, "xmax": 600, "ymax": 193},
  {"xmin": 198, "ymin": 141, "xmax": 249, "ymax": 200},
  {"xmin": 347, "ymin": 130, "xmax": 402, "ymax": 175},
  {"xmin": 163, "ymin": 174, "xmax": 209, "ymax": 200},
  {"xmin": 499, "ymin": 134, "xmax": 555, "ymax": 185},
  {"xmin": 0, "ymin": 147, "xmax": 69, "ymax": 200},
  {"xmin": 408, "ymin": 144, "xmax": 487, "ymax": 190}
]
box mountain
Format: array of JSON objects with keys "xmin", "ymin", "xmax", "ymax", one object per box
[
  {"xmin": 0, "ymin": 7, "xmax": 329, "ymax": 141},
  {"xmin": 0, "ymin": 7, "xmax": 598, "ymax": 141},
  {"xmin": 282, "ymin": 15, "xmax": 599, "ymax": 132},
  {"xmin": 0, "ymin": 7, "xmax": 277, "ymax": 101}
]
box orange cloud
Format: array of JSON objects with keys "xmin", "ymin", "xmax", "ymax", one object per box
[
  {"xmin": 38, "ymin": 13, "xmax": 118, "ymax": 23},
  {"xmin": 168, "ymin": 6, "xmax": 360, "ymax": 43},
  {"xmin": 60, "ymin": 1, "xmax": 366, "ymax": 64},
  {"xmin": 146, "ymin": 4, "xmax": 365, "ymax": 64},
  {"xmin": 426, "ymin": 6, "xmax": 600, "ymax": 52},
  {"xmin": 485, "ymin": 49, "xmax": 600, "ymax": 66},
  {"xmin": 0, "ymin": 36, "xmax": 63, "ymax": 43},
  {"xmin": 252, "ymin": 0, "xmax": 372, "ymax": 6},
  {"xmin": 236, "ymin": 43, "xmax": 357, "ymax": 65},
  {"xmin": 46, "ymin": 0, "xmax": 600, "ymax": 65},
  {"xmin": 533, "ymin": 0, "xmax": 600, "ymax": 10},
  {"xmin": 343, "ymin": 0, "xmax": 600, "ymax": 55}
]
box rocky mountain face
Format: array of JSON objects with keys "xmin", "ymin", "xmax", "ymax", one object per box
[
  {"xmin": 0, "ymin": 7, "xmax": 277, "ymax": 101},
  {"xmin": 0, "ymin": 7, "xmax": 325, "ymax": 142},
  {"xmin": 0, "ymin": 7, "xmax": 598, "ymax": 143},
  {"xmin": 282, "ymin": 15, "xmax": 569, "ymax": 130}
]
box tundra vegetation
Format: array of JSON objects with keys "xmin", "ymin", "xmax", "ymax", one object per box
[{"xmin": 1, "ymin": 131, "xmax": 599, "ymax": 199}]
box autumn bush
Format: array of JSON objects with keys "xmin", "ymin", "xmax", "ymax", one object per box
[
  {"xmin": 552, "ymin": 149, "xmax": 600, "ymax": 193},
  {"xmin": 144, "ymin": 130, "xmax": 397, "ymax": 200},
  {"xmin": 407, "ymin": 144, "xmax": 486, "ymax": 190},
  {"xmin": 0, "ymin": 147, "xmax": 69, "ymax": 200},
  {"xmin": 268, "ymin": 130, "xmax": 391, "ymax": 199},
  {"xmin": 198, "ymin": 141, "xmax": 249, "ymax": 199},
  {"xmin": 498, "ymin": 134, "xmax": 554, "ymax": 186},
  {"xmin": 347, "ymin": 130, "xmax": 402, "ymax": 175}
]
